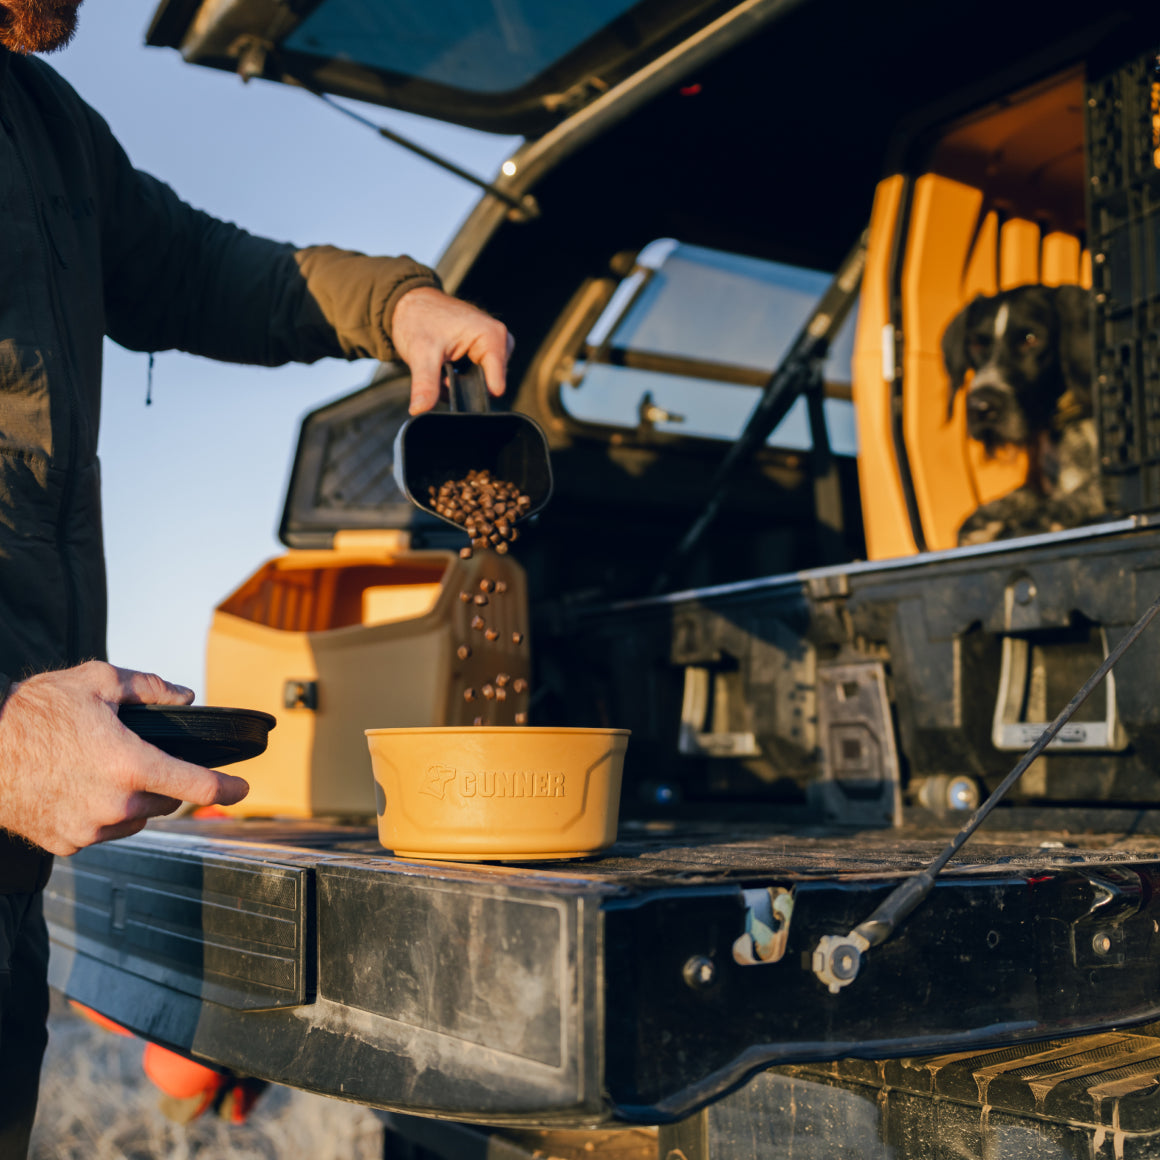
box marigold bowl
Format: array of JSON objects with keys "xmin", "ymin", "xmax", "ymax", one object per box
[{"xmin": 365, "ymin": 726, "xmax": 629, "ymax": 861}]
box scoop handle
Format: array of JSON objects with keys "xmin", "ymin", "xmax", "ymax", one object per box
[{"xmin": 445, "ymin": 361, "xmax": 490, "ymax": 414}]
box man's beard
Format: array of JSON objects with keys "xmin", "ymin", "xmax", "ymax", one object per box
[{"xmin": 0, "ymin": 0, "xmax": 84, "ymax": 55}]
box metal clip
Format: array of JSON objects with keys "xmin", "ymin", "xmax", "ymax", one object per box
[{"xmin": 732, "ymin": 887, "xmax": 794, "ymax": 965}]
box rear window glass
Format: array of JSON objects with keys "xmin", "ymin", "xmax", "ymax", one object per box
[
  {"xmin": 561, "ymin": 241, "xmax": 858, "ymax": 454},
  {"xmin": 284, "ymin": 0, "xmax": 642, "ymax": 94}
]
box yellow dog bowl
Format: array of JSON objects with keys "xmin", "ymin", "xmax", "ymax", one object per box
[{"xmin": 365, "ymin": 726, "xmax": 629, "ymax": 861}]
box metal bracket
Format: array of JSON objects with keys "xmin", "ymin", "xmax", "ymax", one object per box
[
  {"xmin": 732, "ymin": 887, "xmax": 794, "ymax": 965},
  {"xmin": 812, "ymin": 661, "xmax": 902, "ymax": 826},
  {"xmin": 1070, "ymin": 868, "xmax": 1145, "ymax": 968}
]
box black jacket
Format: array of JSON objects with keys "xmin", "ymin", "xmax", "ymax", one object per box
[{"xmin": 0, "ymin": 48, "xmax": 439, "ymax": 890}]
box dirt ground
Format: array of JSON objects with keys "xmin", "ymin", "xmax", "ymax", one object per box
[{"xmin": 30, "ymin": 993, "xmax": 384, "ymax": 1160}]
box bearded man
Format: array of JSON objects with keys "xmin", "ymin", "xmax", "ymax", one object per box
[{"xmin": 0, "ymin": 2, "xmax": 513, "ymax": 1152}]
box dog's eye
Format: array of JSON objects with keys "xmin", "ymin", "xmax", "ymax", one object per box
[{"xmin": 1021, "ymin": 332, "xmax": 1040, "ymax": 348}]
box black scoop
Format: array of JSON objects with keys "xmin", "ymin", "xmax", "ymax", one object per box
[{"xmin": 393, "ymin": 362, "xmax": 553, "ymax": 529}]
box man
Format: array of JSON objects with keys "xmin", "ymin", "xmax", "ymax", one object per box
[{"xmin": 0, "ymin": 1, "xmax": 513, "ymax": 1151}]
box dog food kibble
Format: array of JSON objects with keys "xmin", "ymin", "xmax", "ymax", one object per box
[
  {"xmin": 440, "ymin": 477, "xmax": 531, "ymax": 728},
  {"xmin": 430, "ymin": 470, "xmax": 532, "ymax": 553}
]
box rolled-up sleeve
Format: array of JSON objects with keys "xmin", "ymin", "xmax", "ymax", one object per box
[{"xmin": 90, "ymin": 106, "xmax": 440, "ymax": 366}]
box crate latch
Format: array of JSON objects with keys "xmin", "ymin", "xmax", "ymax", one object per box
[{"xmin": 283, "ymin": 679, "xmax": 318, "ymax": 711}]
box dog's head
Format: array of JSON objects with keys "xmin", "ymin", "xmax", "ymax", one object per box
[{"xmin": 941, "ymin": 285, "xmax": 1092, "ymax": 455}]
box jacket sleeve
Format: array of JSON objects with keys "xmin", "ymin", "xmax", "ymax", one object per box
[{"xmin": 87, "ymin": 104, "xmax": 440, "ymax": 366}]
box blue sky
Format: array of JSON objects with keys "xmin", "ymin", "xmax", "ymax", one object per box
[{"xmin": 51, "ymin": 2, "xmax": 517, "ymax": 693}]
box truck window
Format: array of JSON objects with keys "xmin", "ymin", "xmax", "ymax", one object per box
[{"xmin": 561, "ymin": 239, "xmax": 858, "ymax": 453}]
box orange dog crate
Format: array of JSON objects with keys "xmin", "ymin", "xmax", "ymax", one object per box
[{"xmin": 853, "ymin": 68, "xmax": 1091, "ymax": 559}]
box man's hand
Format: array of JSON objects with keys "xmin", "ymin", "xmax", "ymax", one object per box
[
  {"xmin": 0, "ymin": 661, "xmax": 249, "ymax": 856},
  {"xmin": 392, "ymin": 286, "xmax": 514, "ymax": 415}
]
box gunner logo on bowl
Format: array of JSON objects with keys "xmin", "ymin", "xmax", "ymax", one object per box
[
  {"xmin": 419, "ymin": 764, "xmax": 567, "ymax": 802},
  {"xmin": 419, "ymin": 764, "xmax": 457, "ymax": 800}
]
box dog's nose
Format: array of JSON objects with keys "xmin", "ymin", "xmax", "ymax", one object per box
[{"xmin": 967, "ymin": 393, "xmax": 1001, "ymax": 424}]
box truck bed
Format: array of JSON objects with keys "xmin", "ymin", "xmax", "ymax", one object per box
[{"xmin": 44, "ymin": 812, "xmax": 1160, "ymax": 1127}]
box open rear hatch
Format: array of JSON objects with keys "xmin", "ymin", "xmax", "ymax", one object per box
[{"xmin": 145, "ymin": 0, "xmax": 739, "ymax": 136}]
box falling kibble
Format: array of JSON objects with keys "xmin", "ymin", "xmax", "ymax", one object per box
[{"xmin": 446, "ymin": 472, "xmax": 532, "ymax": 726}]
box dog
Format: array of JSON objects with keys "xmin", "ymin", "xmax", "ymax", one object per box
[{"xmin": 940, "ymin": 284, "xmax": 1104, "ymax": 546}]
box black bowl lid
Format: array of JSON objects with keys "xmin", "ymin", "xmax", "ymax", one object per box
[{"xmin": 119, "ymin": 705, "xmax": 276, "ymax": 769}]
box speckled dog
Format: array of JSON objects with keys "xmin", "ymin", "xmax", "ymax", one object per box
[{"xmin": 941, "ymin": 284, "xmax": 1103, "ymax": 546}]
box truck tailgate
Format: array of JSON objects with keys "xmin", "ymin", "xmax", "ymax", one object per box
[{"xmin": 44, "ymin": 817, "xmax": 1160, "ymax": 1126}]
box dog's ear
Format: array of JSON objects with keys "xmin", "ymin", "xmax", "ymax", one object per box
[
  {"xmin": 941, "ymin": 298, "xmax": 975, "ymax": 420},
  {"xmin": 1053, "ymin": 285, "xmax": 1094, "ymax": 412}
]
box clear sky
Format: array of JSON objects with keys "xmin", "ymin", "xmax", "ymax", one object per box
[{"xmin": 49, "ymin": 1, "xmax": 518, "ymax": 695}]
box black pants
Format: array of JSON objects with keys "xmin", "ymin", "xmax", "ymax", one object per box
[{"xmin": 0, "ymin": 893, "xmax": 48, "ymax": 1160}]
